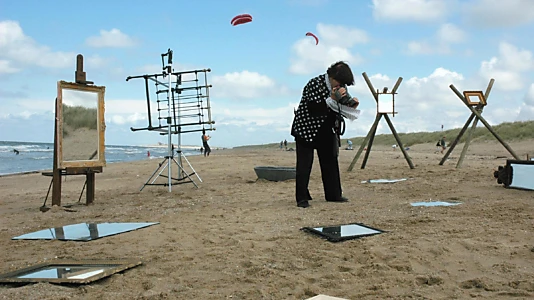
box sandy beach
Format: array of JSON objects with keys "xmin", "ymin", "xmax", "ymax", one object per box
[{"xmin": 0, "ymin": 140, "xmax": 533, "ymax": 299}]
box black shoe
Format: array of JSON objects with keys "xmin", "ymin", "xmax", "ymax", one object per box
[
  {"xmin": 297, "ymin": 201, "xmax": 310, "ymax": 208},
  {"xmin": 326, "ymin": 196, "xmax": 348, "ymax": 202}
]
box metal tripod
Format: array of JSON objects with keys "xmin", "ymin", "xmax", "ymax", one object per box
[{"xmin": 139, "ymin": 149, "xmax": 202, "ymax": 191}]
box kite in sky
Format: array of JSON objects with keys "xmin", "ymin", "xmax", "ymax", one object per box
[
  {"xmin": 231, "ymin": 14, "xmax": 252, "ymax": 26},
  {"xmin": 305, "ymin": 32, "xmax": 319, "ymax": 45}
]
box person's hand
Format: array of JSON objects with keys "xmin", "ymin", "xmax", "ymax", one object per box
[
  {"xmin": 331, "ymin": 86, "xmax": 346, "ymax": 101},
  {"xmin": 351, "ymin": 97, "xmax": 360, "ymax": 108}
]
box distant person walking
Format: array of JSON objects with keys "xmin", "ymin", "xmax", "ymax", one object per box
[
  {"xmin": 202, "ymin": 129, "xmax": 211, "ymax": 157},
  {"xmin": 284, "ymin": 139, "xmax": 287, "ymax": 150}
]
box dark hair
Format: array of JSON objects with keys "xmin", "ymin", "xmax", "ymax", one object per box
[{"xmin": 326, "ymin": 61, "xmax": 355, "ymax": 86}]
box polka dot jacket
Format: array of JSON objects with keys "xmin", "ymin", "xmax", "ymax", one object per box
[{"xmin": 291, "ymin": 74, "xmax": 337, "ymax": 143}]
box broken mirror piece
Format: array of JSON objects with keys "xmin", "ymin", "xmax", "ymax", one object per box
[
  {"xmin": 361, "ymin": 178, "xmax": 408, "ymax": 184},
  {"xmin": 494, "ymin": 159, "xmax": 534, "ymax": 191},
  {"xmin": 411, "ymin": 201, "xmax": 462, "ymax": 207},
  {"xmin": 0, "ymin": 259, "xmax": 141, "ymax": 284},
  {"xmin": 301, "ymin": 223, "xmax": 385, "ymax": 243},
  {"xmin": 12, "ymin": 222, "xmax": 159, "ymax": 241}
]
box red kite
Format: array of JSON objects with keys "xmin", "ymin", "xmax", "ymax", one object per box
[
  {"xmin": 305, "ymin": 32, "xmax": 319, "ymax": 45},
  {"xmin": 231, "ymin": 14, "xmax": 253, "ymax": 26}
]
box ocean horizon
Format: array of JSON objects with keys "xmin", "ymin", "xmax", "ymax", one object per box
[{"xmin": 0, "ymin": 140, "xmax": 204, "ymax": 176}]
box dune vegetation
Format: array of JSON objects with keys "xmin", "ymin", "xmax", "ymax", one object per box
[
  {"xmin": 62, "ymin": 104, "xmax": 98, "ymax": 137},
  {"xmin": 234, "ymin": 120, "xmax": 534, "ymax": 149}
]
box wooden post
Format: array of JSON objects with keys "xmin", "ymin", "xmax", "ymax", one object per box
[
  {"xmin": 86, "ymin": 171, "xmax": 95, "ymax": 205},
  {"xmin": 384, "ymin": 114, "xmax": 414, "ymax": 169},
  {"xmin": 348, "ymin": 115, "xmax": 379, "ymax": 171},
  {"xmin": 360, "ymin": 115, "xmax": 381, "ymax": 169},
  {"xmin": 52, "ymin": 97, "xmax": 62, "ymax": 206},
  {"xmin": 439, "ymin": 113, "xmax": 476, "ymax": 165}
]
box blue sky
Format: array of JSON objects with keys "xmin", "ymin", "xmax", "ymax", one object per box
[{"xmin": 1, "ymin": 0, "xmax": 534, "ymax": 148}]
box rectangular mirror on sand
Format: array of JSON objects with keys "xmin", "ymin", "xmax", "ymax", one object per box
[
  {"xmin": 12, "ymin": 222, "xmax": 159, "ymax": 241},
  {"xmin": 301, "ymin": 223, "xmax": 384, "ymax": 243},
  {"xmin": 0, "ymin": 260, "xmax": 141, "ymax": 284},
  {"xmin": 57, "ymin": 81, "xmax": 106, "ymax": 168}
]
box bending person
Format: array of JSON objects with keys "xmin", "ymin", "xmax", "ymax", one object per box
[{"xmin": 290, "ymin": 61, "xmax": 360, "ymax": 208}]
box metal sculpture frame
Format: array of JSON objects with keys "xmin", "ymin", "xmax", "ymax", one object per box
[
  {"xmin": 126, "ymin": 48, "xmax": 215, "ymax": 192},
  {"xmin": 439, "ymin": 79, "xmax": 519, "ymax": 168},
  {"xmin": 42, "ymin": 54, "xmax": 105, "ymax": 211},
  {"xmin": 348, "ymin": 72, "xmax": 414, "ymax": 171}
]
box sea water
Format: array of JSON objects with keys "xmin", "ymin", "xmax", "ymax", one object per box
[{"xmin": 0, "ymin": 141, "xmax": 201, "ymax": 176}]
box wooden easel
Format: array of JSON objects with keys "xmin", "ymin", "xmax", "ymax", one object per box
[
  {"xmin": 348, "ymin": 72, "xmax": 415, "ymax": 171},
  {"xmin": 42, "ymin": 54, "xmax": 104, "ymax": 211},
  {"xmin": 439, "ymin": 79, "xmax": 519, "ymax": 168}
]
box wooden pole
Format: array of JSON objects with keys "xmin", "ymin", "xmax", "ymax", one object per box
[
  {"xmin": 384, "ymin": 114, "xmax": 414, "ymax": 169},
  {"xmin": 439, "ymin": 113, "xmax": 476, "ymax": 165},
  {"xmin": 348, "ymin": 115, "xmax": 379, "ymax": 171},
  {"xmin": 456, "ymin": 115, "xmax": 479, "ymax": 168},
  {"xmin": 360, "ymin": 115, "xmax": 381, "ymax": 169},
  {"xmin": 52, "ymin": 97, "xmax": 62, "ymax": 206}
]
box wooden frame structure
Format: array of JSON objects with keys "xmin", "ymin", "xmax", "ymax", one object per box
[
  {"xmin": 348, "ymin": 72, "xmax": 415, "ymax": 171},
  {"xmin": 439, "ymin": 78, "xmax": 519, "ymax": 168},
  {"xmin": 43, "ymin": 54, "xmax": 106, "ymax": 210}
]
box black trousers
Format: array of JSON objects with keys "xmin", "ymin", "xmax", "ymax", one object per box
[{"xmin": 295, "ymin": 130, "xmax": 342, "ymax": 203}]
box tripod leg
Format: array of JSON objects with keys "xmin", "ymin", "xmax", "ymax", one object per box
[
  {"xmin": 182, "ymin": 153, "xmax": 202, "ymax": 182},
  {"xmin": 140, "ymin": 157, "xmax": 168, "ymax": 191},
  {"xmin": 171, "ymin": 157, "xmax": 199, "ymax": 188}
]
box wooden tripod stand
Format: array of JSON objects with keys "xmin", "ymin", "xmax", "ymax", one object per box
[
  {"xmin": 439, "ymin": 78, "xmax": 520, "ymax": 168},
  {"xmin": 348, "ymin": 72, "xmax": 415, "ymax": 171}
]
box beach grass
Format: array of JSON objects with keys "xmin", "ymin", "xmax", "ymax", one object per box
[
  {"xmin": 63, "ymin": 104, "xmax": 98, "ymax": 131},
  {"xmin": 233, "ymin": 120, "xmax": 534, "ymax": 149}
]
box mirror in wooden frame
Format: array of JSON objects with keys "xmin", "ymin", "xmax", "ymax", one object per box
[
  {"xmin": 377, "ymin": 93, "xmax": 395, "ymax": 114},
  {"xmin": 57, "ymin": 81, "xmax": 106, "ymax": 168},
  {"xmin": 463, "ymin": 90, "xmax": 486, "ymax": 106}
]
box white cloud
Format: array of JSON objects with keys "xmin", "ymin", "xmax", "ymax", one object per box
[
  {"xmin": 211, "ymin": 70, "xmax": 291, "ymax": 100},
  {"xmin": 214, "ymin": 102, "xmax": 298, "ymax": 129},
  {"xmin": 289, "ymin": 23, "xmax": 368, "ymax": 75},
  {"xmin": 85, "ymin": 29, "xmax": 137, "ymax": 48},
  {"xmin": 437, "ymin": 23, "xmax": 466, "ymax": 44},
  {"xmin": 478, "ymin": 42, "xmax": 534, "ymax": 91},
  {"xmin": 405, "ymin": 23, "xmax": 467, "ymax": 55},
  {"xmin": 517, "ymin": 83, "xmax": 534, "ymax": 121},
  {"xmin": 0, "ymin": 20, "xmax": 107, "ymax": 72},
  {"xmin": 464, "ymin": 0, "xmax": 534, "ymax": 27},
  {"xmin": 0, "ymin": 20, "xmax": 73, "ymax": 70},
  {"xmin": 0, "ymin": 59, "xmax": 19, "ymax": 74},
  {"xmin": 371, "ymin": 0, "xmax": 451, "ymax": 23}
]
